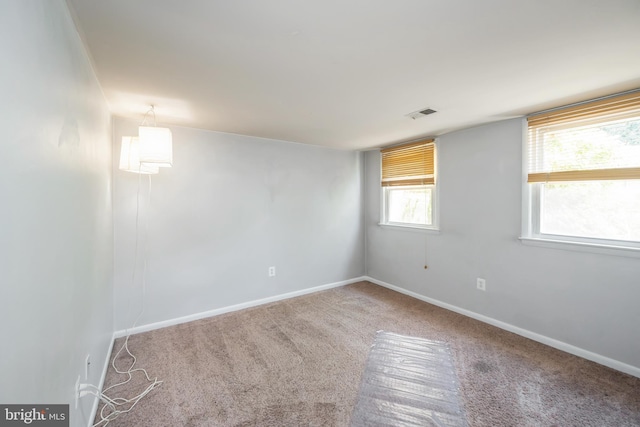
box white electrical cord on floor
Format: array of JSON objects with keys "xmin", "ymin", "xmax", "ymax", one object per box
[{"xmin": 93, "ymin": 174, "xmax": 163, "ymax": 427}]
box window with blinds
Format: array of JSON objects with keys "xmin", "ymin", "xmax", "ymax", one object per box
[
  {"xmin": 381, "ymin": 139, "xmax": 435, "ymax": 187},
  {"xmin": 380, "ymin": 139, "xmax": 437, "ymax": 228},
  {"xmin": 525, "ymin": 90, "xmax": 640, "ymax": 246}
]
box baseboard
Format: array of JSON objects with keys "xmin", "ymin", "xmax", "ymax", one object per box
[
  {"xmin": 114, "ymin": 276, "xmax": 367, "ymax": 338},
  {"xmin": 364, "ymin": 276, "xmax": 640, "ymax": 379},
  {"xmin": 87, "ymin": 332, "xmax": 116, "ymax": 427}
]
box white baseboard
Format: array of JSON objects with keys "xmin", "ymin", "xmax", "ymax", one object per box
[
  {"xmin": 114, "ymin": 276, "xmax": 367, "ymax": 338},
  {"xmin": 364, "ymin": 276, "xmax": 640, "ymax": 379},
  {"xmin": 87, "ymin": 333, "xmax": 116, "ymax": 427}
]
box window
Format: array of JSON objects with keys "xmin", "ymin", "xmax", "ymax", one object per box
[
  {"xmin": 381, "ymin": 139, "xmax": 437, "ymax": 229},
  {"xmin": 524, "ymin": 90, "xmax": 640, "ymax": 249}
]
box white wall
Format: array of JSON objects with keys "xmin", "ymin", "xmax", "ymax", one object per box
[
  {"xmin": 0, "ymin": 2, "xmax": 113, "ymax": 426},
  {"xmin": 113, "ymin": 118, "xmax": 364, "ymax": 330},
  {"xmin": 365, "ymin": 118, "xmax": 640, "ymax": 373}
]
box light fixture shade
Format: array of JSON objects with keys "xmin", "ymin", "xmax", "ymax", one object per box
[
  {"xmin": 119, "ymin": 136, "xmax": 160, "ymax": 174},
  {"xmin": 138, "ymin": 126, "xmax": 173, "ymax": 167}
]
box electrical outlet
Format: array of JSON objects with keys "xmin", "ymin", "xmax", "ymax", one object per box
[
  {"xmin": 85, "ymin": 354, "xmax": 91, "ymax": 380},
  {"xmin": 76, "ymin": 377, "xmax": 92, "ymax": 410},
  {"xmin": 268, "ymin": 266, "xmax": 276, "ymax": 277},
  {"xmin": 477, "ymin": 278, "xmax": 486, "ymax": 291}
]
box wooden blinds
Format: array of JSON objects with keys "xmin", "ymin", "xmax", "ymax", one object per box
[
  {"xmin": 381, "ymin": 139, "xmax": 435, "ymax": 187},
  {"xmin": 527, "ymin": 90, "xmax": 640, "ymax": 183}
]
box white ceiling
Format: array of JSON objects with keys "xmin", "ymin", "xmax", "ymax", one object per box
[{"xmin": 67, "ymin": 0, "xmax": 640, "ymax": 150}]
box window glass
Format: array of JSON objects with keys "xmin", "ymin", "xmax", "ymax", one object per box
[
  {"xmin": 539, "ymin": 180, "xmax": 640, "ymax": 241},
  {"xmin": 386, "ymin": 186, "xmax": 433, "ymax": 226}
]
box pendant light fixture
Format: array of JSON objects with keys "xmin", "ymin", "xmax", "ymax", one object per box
[
  {"xmin": 119, "ymin": 105, "xmax": 173, "ymax": 174},
  {"xmin": 119, "ymin": 136, "xmax": 160, "ymax": 174}
]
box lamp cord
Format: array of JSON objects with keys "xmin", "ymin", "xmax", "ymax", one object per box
[{"xmin": 93, "ymin": 174, "xmax": 162, "ymax": 427}]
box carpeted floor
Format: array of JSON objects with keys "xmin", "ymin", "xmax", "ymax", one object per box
[{"xmin": 96, "ymin": 281, "xmax": 640, "ymax": 426}]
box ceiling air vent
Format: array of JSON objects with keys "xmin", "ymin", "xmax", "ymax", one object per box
[{"xmin": 406, "ymin": 108, "xmax": 437, "ymax": 120}]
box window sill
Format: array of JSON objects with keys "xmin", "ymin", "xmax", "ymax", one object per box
[
  {"xmin": 519, "ymin": 237, "xmax": 640, "ymax": 258},
  {"xmin": 378, "ymin": 223, "xmax": 440, "ymax": 234}
]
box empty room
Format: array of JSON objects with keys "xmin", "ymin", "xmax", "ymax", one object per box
[{"xmin": 2, "ymin": 1, "xmax": 640, "ymax": 426}]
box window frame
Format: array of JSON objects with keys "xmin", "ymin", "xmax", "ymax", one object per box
[
  {"xmin": 523, "ymin": 181, "xmax": 640, "ymax": 249},
  {"xmin": 379, "ymin": 139, "xmax": 439, "ymax": 231},
  {"xmin": 521, "ymin": 91, "xmax": 640, "ymax": 257},
  {"xmin": 381, "ymin": 184, "xmax": 439, "ymax": 230}
]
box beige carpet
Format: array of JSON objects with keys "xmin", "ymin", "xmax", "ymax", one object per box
[{"xmin": 96, "ymin": 281, "xmax": 640, "ymax": 426}]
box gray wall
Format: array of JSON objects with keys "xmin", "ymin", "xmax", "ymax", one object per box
[
  {"xmin": 113, "ymin": 118, "xmax": 365, "ymax": 330},
  {"xmin": 0, "ymin": 2, "xmax": 114, "ymax": 426},
  {"xmin": 365, "ymin": 118, "xmax": 640, "ymax": 370}
]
